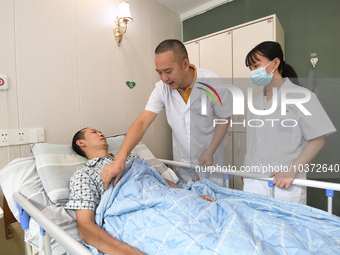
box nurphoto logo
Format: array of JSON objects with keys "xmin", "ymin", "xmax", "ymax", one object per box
[
  {"xmin": 198, "ymin": 83, "xmax": 312, "ymax": 128},
  {"xmin": 197, "ymin": 82, "xmax": 223, "ymax": 116}
]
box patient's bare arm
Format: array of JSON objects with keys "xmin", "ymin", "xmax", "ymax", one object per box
[
  {"xmin": 76, "ymin": 210, "xmax": 144, "ymax": 255},
  {"xmin": 163, "ymin": 179, "xmax": 216, "ymax": 202},
  {"xmin": 164, "ymin": 178, "xmax": 181, "ymax": 189}
]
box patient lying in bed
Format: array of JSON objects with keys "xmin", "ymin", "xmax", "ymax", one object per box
[
  {"xmin": 65, "ymin": 128, "xmax": 215, "ymax": 255},
  {"xmin": 66, "ymin": 128, "xmax": 340, "ymax": 255}
]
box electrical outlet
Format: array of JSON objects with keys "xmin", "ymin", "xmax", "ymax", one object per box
[
  {"xmin": 18, "ymin": 130, "xmax": 29, "ymax": 143},
  {"xmin": 0, "ymin": 131, "xmax": 9, "ymax": 146},
  {"xmin": 0, "ymin": 128, "xmax": 44, "ymax": 146},
  {"xmin": 10, "ymin": 130, "xmax": 29, "ymax": 145}
]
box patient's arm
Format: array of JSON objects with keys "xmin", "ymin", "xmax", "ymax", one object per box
[
  {"xmin": 101, "ymin": 110, "xmax": 158, "ymax": 190},
  {"xmin": 199, "ymin": 195, "xmax": 216, "ymax": 202},
  {"xmin": 164, "ymin": 178, "xmax": 181, "ymax": 189},
  {"xmin": 164, "ymin": 178, "xmax": 216, "ymax": 202},
  {"xmin": 76, "ymin": 210, "xmax": 144, "ymax": 255}
]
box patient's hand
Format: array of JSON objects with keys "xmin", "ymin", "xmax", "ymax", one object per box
[
  {"xmin": 101, "ymin": 155, "xmax": 126, "ymax": 190},
  {"xmin": 200, "ymin": 195, "xmax": 216, "ymax": 202}
]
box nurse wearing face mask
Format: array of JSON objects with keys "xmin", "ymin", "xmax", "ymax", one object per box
[{"xmin": 243, "ymin": 41, "xmax": 336, "ymax": 204}]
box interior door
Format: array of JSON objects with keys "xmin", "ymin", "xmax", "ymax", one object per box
[
  {"xmin": 185, "ymin": 41, "xmax": 200, "ymax": 67},
  {"xmin": 199, "ymin": 31, "xmax": 232, "ymax": 79}
]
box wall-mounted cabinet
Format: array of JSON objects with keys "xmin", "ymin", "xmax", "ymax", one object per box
[{"xmin": 185, "ymin": 14, "xmax": 284, "ymax": 190}]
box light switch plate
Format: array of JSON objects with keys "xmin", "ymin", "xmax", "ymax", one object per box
[{"xmin": 0, "ymin": 75, "xmax": 8, "ymax": 90}]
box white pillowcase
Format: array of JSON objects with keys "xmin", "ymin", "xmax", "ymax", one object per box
[{"xmin": 0, "ymin": 156, "xmax": 37, "ymax": 222}]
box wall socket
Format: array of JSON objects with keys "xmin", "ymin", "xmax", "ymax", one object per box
[
  {"xmin": 0, "ymin": 131, "xmax": 9, "ymax": 146},
  {"xmin": 10, "ymin": 130, "xmax": 30, "ymax": 145},
  {"xmin": 0, "ymin": 128, "xmax": 44, "ymax": 147}
]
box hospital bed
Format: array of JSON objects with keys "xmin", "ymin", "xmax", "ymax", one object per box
[{"xmin": 1, "ymin": 134, "xmax": 340, "ymax": 255}]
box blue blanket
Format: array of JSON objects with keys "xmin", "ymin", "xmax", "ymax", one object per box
[{"xmin": 90, "ymin": 158, "xmax": 340, "ymax": 255}]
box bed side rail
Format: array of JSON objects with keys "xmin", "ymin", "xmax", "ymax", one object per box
[
  {"xmin": 159, "ymin": 159, "xmax": 340, "ymax": 214},
  {"xmin": 13, "ymin": 192, "xmax": 93, "ymax": 255}
]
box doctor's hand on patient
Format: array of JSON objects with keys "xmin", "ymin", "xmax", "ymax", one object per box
[{"xmin": 101, "ymin": 155, "xmax": 126, "ymax": 190}]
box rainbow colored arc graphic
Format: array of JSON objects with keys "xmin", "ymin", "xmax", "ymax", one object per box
[{"xmin": 197, "ymin": 82, "xmax": 223, "ymax": 106}]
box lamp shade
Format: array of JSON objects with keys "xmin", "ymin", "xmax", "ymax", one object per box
[{"xmin": 118, "ymin": 2, "xmax": 132, "ymax": 19}]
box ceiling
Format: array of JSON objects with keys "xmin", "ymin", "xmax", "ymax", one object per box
[{"xmin": 157, "ymin": 0, "xmax": 233, "ymax": 20}]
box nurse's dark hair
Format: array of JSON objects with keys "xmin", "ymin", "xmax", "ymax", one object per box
[
  {"xmin": 72, "ymin": 128, "xmax": 88, "ymax": 158},
  {"xmin": 245, "ymin": 41, "xmax": 299, "ymax": 84},
  {"xmin": 155, "ymin": 39, "xmax": 188, "ymax": 63}
]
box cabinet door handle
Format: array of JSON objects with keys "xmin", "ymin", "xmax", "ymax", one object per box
[
  {"xmin": 237, "ymin": 141, "xmax": 241, "ymax": 156},
  {"xmin": 224, "ymin": 140, "xmax": 228, "ymax": 156}
]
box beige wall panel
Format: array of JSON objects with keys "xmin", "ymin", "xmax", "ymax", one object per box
[
  {"xmin": 14, "ymin": 0, "xmax": 80, "ymax": 145},
  {"xmin": 160, "ymin": 10, "xmax": 182, "ymax": 160},
  {"xmin": 79, "ymin": 0, "xmax": 122, "ymax": 135},
  {"xmin": 118, "ymin": 0, "xmax": 157, "ymax": 153},
  {"xmin": 120, "ymin": 0, "xmax": 153, "ymax": 130},
  {"xmin": 0, "ymin": 5, "xmax": 22, "ymax": 254},
  {"xmin": 171, "ymin": 10, "xmax": 183, "ymax": 42},
  {"xmin": 144, "ymin": 0, "xmax": 181, "ymax": 159},
  {"xmin": 0, "ymin": 0, "xmax": 21, "ymax": 167},
  {"xmin": 0, "ymin": 2, "xmax": 22, "ymax": 252},
  {"xmin": 76, "ymin": 0, "xmax": 124, "ymax": 136}
]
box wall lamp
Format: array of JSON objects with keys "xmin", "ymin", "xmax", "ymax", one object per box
[{"xmin": 113, "ymin": 2, "xmax": 133, "ymax": 46}]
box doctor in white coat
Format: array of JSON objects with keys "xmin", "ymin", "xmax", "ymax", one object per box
[
  {"xmin": 101, "ymin": 39, "xmax": 232, "ymax": 189},
  {"xmin": 243, "ymin": 41, "xmax": 336, "ymax": 204}
]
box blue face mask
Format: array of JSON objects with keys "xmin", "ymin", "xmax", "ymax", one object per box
[{"xmin": 250, "ymin": 60, "xmax": 276, "ymax": 86}]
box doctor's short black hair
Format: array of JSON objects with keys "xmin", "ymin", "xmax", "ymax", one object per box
[
  {"xmin": 72, "ymin": 128, "xmax": 88, "ymax": 158},
  {"xmin": 155, "ymin": 39, "xmax": 188, "ymax": 63}
]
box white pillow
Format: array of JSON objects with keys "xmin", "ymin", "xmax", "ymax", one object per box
[
  {"xmin": 31, "ymin": 134, "xmax": 126, "ymax": 206},
  {"xmin": 0, "ymin": 157, "xmax": 37, "ymax": 222}
]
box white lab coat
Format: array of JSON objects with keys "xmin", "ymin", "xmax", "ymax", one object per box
[
  {"xmin": 243, "ymin": 78, "xmax": 336, "ymax": 204},
  {"xmin": 146, "ymin": 67, "xmax": 233, "ymax": 185}
]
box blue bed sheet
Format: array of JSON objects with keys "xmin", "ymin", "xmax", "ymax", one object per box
[{"xmin": 89, "ymin": 158, "xmax": 340, "ymax": 255}]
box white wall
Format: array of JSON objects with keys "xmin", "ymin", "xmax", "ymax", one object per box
[{"xmin": 0, "ymin": 0, "xmax": 181, "ymax": 253}]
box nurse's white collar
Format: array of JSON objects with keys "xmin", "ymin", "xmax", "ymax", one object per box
[{"xmin": 263, "ymin": 78, "xmax": 293, "ymax": 96}]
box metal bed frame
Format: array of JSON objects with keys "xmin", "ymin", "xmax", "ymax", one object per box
[{"xmin": 13, "ymin": 159, "xmax": 340, "ymax": 255}]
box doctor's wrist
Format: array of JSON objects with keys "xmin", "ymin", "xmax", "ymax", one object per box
[{"xmin": 115, "ymin": 152, "xmax": 128, "ymax": 162}]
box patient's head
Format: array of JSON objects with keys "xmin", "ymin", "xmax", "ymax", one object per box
[
  {"xmin": 72, "ymin": 128, "xmax": 88, "ymax": 157},
  {"xmin": 72, "ymin": 128, "xmax": 108, "ymax": 158},
  {"xmin": 155, "ymin": 39, "xmax": 188, "ymax": 64}
]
